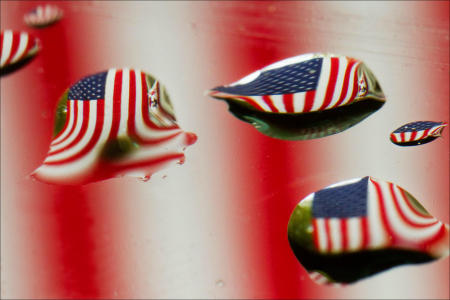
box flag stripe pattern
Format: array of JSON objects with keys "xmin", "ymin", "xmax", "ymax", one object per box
[
  {"xmin": 1, "ymin": 30, "xmax": 40, "ymax": 69},
  {"xmin": 32, "ymin": 69, "xmax": 196, "ymax": 185},
  {"xmin": 24, "ymin": 5, "xmax": 63, "ymax": 28},
  {"xmin": 390, "ymin": 121, "xmax": 447, "ymax": 144},
  {"xmin": 311, "ymin": 177, "xmax": 448, "ymax": 257},
  {"xmin": 209, "ymin": 53, "xmax": 370, "ymax": 114}
]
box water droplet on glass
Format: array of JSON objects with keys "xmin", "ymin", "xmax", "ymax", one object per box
[
  {"xmin": 140, "ymin": 175, "xmax": 151, "ymax": 182},
  {"xmin": 176, "ymin": 156, "xmax": 186, "ymax": 165},
  {"xmin": 31, "ymin": 69, "xmax": 197, "ymax": 185},
  {"xmin": 162, "ymin": 175, "xmax": 167, "ymax": 179},
  {"xmin": 288, "ymin": 176, "xmax": 449, "ymax": 285},
  {"xmin": 215, "ymin": 279, "xmax": 225, "ymax": 287},
  {"xmin": 207, "ymin": 53, "xmax": 385, "ymax": 140}
]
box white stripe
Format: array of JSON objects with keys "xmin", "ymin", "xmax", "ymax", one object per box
[
  {"xmin": 430, "ymin": 125, "xmax": 446, "ymax": 137},
  {"xmin": 247, "ymin": 96, "xmax": 271, "ymax": 112},
  {"xmin": 394, "ymin": 186, "xmax": 435, "ymax": 224},
  {"xmin": 315, "ymin": 219, "xmax": 328, "ymax": 253},
  {"xmin": 404, "ymin": 131, "xmax": 412, "ymax": 142},
  {"xmin": 378, "ymin": 181, "xmax": 443, "ymax": 243},
  {"xmin": 342, "ymin": 63, "xmax": 360, "ymax": 105},
  {"xmin": 326, "ymin": 57, "xmax": 349, "ymax": 109},
  {"xmin": 347, "ymin": 218, "xmax": 363, "ymax": 251},
  {"xmin": 45, "ymin": 101, "xmax": 98, "ymax": 162},
  {"xmin": 367, "ymin": 178, "xmax": 389, "ymax": 249},
  {"xmin": 51, "ymin": 100, "xmax": 75, "ymax": 146},
  {"xmin": 270, "ymin": 94, "xmax": 286, "ymax": 113},
  {"xmin": 134, "ymin": 70, "xmax": 180, "ymax": 139},
  {"xmin": 112, "ymin": 131, "xmax": 185, "ymax": 165},
  {"xmin": 1, "ymin": 30, "xmax": 13, "ymax": 67},
  {"xmin": 328, "ymin": 218, "xmax": 342, "ymax": 253},
  {"xmin": 292, "ymin": 92, "xmax": 306, "ymax": 112},
  {"xmin": 10, "ymin": 32, "xmax": 29, "ymax": 64},
  {"xmin": 48, "ymin": 101, "xmax": 84, "ymax": 152},
  {"xmin": 118, "ymin": 69, "xmax": 130, "ymax": 136},
  {"xmin": 310, "ymin": 57, "xmax": 331, "ymax": 111}
]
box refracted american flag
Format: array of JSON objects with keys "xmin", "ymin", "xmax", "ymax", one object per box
[
  {"xmin": 390, "ymin": 121, "xmax": 447, "ymax": 146},
  {"xmin": 0, "ymin": 30, "xmax": 40, "ymax": 70},
  {"xmin": 209, "ymin": 53, "xmax": 385, "ymax": 113},
  {"xmin": 310, "ymin": 176, "xmax": 449, "ymax": 258},
  {"xmin": 24, "ymin": 4, "xmax": 63, "ymax": 28},
  {"xmin": 32, "ymin": 69, "xmax": 197, "ymax": 185}
]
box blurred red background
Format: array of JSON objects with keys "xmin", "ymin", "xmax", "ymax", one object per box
[{"xmin": 1, "ymin": 1, "xmax": 448, "ymax": 299}]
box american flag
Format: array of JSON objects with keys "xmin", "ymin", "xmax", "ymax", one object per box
[
  {"xmin": 24, "ymin": 4, "xmax": 63, "ymax": 28},
  {"xmin": 309, "ymin": 176, "xmax": 448, "ymax": 258},
  {"xmin": 208, "ymin": 53, "xmax": 385, "ymax": 114},
  {"xmin": 390, "ymin": 121, "xmax": 447, "ymax": 145},
  {"xmin": 0, "ymin": 30, "xmax": 40, "ymax": 70},
  {"xmin": 32, "ymin": 69, "xmax": 197, "ymax": 185}
]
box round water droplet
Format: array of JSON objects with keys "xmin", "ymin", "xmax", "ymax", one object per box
[
  {"xmin": 162, "ymin": 175, "xmax": 167, "ymax": 179},
  {"xmin": 215, "ymin": 279, "xmax": 225, "ymax": 287}
]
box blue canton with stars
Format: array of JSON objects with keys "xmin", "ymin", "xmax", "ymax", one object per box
[
  {"xmin": 312, "ymin": 177, "xmax": 369, "ymax": 218},
  {"xmin": 393, "ymin": 121, "xmax": 443, "ymax": 133},
  {"xmin": 68, "ymin": 72, "xmax": 107, "ymax": 100},
  {"xmin": 213, "ymin": 57, "xmax": 323, "ymax": 96}
]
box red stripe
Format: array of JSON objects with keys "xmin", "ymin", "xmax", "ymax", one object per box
[
  {"xmin": 418, "ymin": 128, "xmax": 430, "ymax": 140},
  {"xmin": 390, "ymin": 133, "xmax": 398, "ymax": 143},
  {"xmin": 398, "ymin": 187, "xmax": 434, "ymax": 219},
  {"xmin": 332, "ymin": 58, "xmax": 357, "ymax": 108},
  {"xmin": 140, "ymin": 73, "xmax": 178, "ymax": 130},
  {"xmin": 48, "ymin": 101, "xmax": 90, "ymax": 156},
  {"xmin": 409, "ymin": 131, "xmax": 417, "ymax": 141},
  {"xmin": 318, "ymin": 57, "xmax": 339, "ymax": 110},
  {"xmin": 324, "ymin": 218, "xmax": 332, "ymax": 252},
  {"xmin": 341, "ymin": 219, "xmax": 348, "ymax": 252},
  {"xmin": 361, "ymin": 217, "xmax": 369, "ymax": 249},
  {"xmin": 238, "ymin": 96, "xmax": 264, "ymax": 111},
  {"xmin": 282, "ymin": 94, "xmax": 294, "ymax": 113},
  {"xmin": 400, "ymin": 132, "xmax": 405, "ymax": 142},
  {"xmin": 45, "ymin": 100, "xmax": 106, "ymax": 165},
  {"xmin": 108, "ymin": 70, "xmax": 123, "ymax": 140},
  {"xmin": 4, "ymin": 31, "xmax": 21, "ymax": 66},
  {"xmin": 371, "ymin": 179, "xmax": 395, "ymax": 246},
  {"xmin": 22, "ymin": 34, "xmax": 37, "ymax": 60},
  {"xmin": 420, "ymin": 223, "xmax": 447, "ymax": 250},
  {"xmin": 312, "ymin": 219, "xmax": 320, "ymax": 250},
  {"xmin": 262, "ymin": 95, "xmax": 279, "ymax": 112},
  {"xmin": 388, "ymin": 183, "xmax": 438, "ymax": 228},
  {"xmin": 303, "ymin": 90, "xmax": 315, "ymax": 113},
  {"xmin": 127, "ymin": 70, "xmax": 137, "ymax": 136},
  {"xmin": 347, "ymin": 63, "xmax": 360, "ymax": 104},
  {"xmin": 52, "ymin": 100, "xmax": 73, "ymax": 143}
]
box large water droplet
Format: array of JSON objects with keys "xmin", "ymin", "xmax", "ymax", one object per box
[{"xmin": 288, "ymin": 176, "xmax": 449, "ymax": 285}]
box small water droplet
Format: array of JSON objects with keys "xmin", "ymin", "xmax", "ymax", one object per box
[
  {"xmin": 140, "ymin": 175, "xmax": 151, "ymax": 182},
  {"xmin": 162, "ymin": 175, "xmax": 167, "ymax": 179},
  {"xmin": 176, "ymin": 156, "xmax": 186, "ymax": 165},
  {"xmin": 215, "ymin": 279, "xmax": 225, "ymax": 287}
]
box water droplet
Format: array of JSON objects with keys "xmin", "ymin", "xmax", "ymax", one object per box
[
  {"xmin": 215, "ymin": 279, "xmax": 225, "ymax": 287},
  {"xmin": 208, "ymin": 53, "xmax": 385, "ymax": 140},
  {"xmin": 162, "ymin": 175, "xmax": 167, "ymax": 179},
  {"xmin": 176, "ymin": 156, "xmax": 186, "ymax": 165},
  {"xmin": 140, "ymin": 175, "xmax": 151, "ymax": 182}
]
